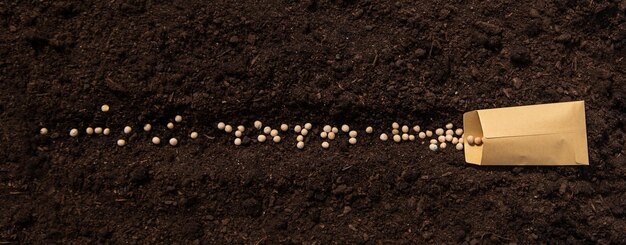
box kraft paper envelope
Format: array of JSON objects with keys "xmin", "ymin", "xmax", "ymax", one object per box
[{"xmin": 463, "ymin": 101, "xmax": 589, "ymax": 166}]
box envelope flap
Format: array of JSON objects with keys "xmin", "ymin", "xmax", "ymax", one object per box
[{"xmin": 478, "ymin": 101, "xmax": 585, "ymax": 138}]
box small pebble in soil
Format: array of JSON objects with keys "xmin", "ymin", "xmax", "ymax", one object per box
[
  {"xmin": 446, "ymin": 123, "xmax": 454, "ymax": 129},
  {"xmin": 349, "ymin": 130, "xmax": 357, "ymax": 138},
  {"xmin": 263, "ymin": 126, "xmax": 271, "ymax": 134},
  {"xmin": 235, "ymin": 131, "xmax": 242, "ymax": 138},
  {"xmin": 169, "ymin": 138, "xmax": 178, "ymax": 146},
  {"xmin": 474, "ymin": 137, "xmax": 483, "ymax": 145},
  {"xmin": 190, "ymin": 132, "xmax": 198, "ymax": 139},
  {"xmin": 296, "ymin": 135, "xmax": 304, "ymax": 142},
  {"xmin": 438, "ymin": 135, "xmax": 446, "ymax": 143},
  {"xmin": 174, "ymin": 115, "xmax": 182, "ymax": 123},
  {"xmin": 332, "ymin": 127, "xmax": 339, "ymax": 134},
  {"xmin": 254, "ymin": 121, "xmax": 262, "ymax": 129},
  {"xmin": 321, "ymin": 141, "xmax": 329, "ymax": 149},
  {"xmin": 218, "ymin": 122, "xmax": 226, "ymax": 130},
  {"xmin": 393, "ymin": 134, "xmax": 401, "ymax": 143},
  {"xmin": 455, "ymin": 128, "xmax": 463, "ymax": 136},
  {"xmin": 435, "ymin": 128, "xmax": 444, "ymax": 135},
  {"xmin": 237, "ymin": 125, "xmax": 245, "ymax": 132},
  {"xmin": 270, "ymin": 129, "xmax": 279, "ymax": 137},
  {"xmin": 152, "ymin": 137, "xmax": 161, "ymax": 145},
  {"xmin": 446, "ymin": 129, "xmax": 454, "ymax": 135},
  {"xmin": 429, "ymin": 144, "xmax": 438, "ymax": 151},
  {"xmin": 440, "ymin": 142, "xmax": 447, "ymax": 149},
  {"xmin": 101, "ymin": 104, "xmax": 109, "ymax": 112},
  {"xmin": 294, "ymin": 125, "xmax": 302, "ymax": 133},
  {"xmin": 40, "ymin": 128, "xmax": 48, "ymax": 135},
  {"xmin": 392, "ymin": 122, "xmax": 400, "ymax": 129},
  {"xmin": 95, "ymin": 127, "xmax": 103, "ymax": 134},
  {"xmin": 273, "ymin": 136, "xmax": 281, "ymax": 143},
  {"xmin": 349, "ymin": 137, "xmax": 357, "ymax": 145},
  {"xmin": 124, "ymin": 126, "xmax": 132, "ymax": 134},
  {"xmin": 380, "ymin": 133, "xmax": 388, "ymax": 141},
  {"xmin": 342, "ymin": 124, "xmax": 350, "ymax": 132},
  {"xmin": 301, "ymin": 128, "xmax": 309, "ymax": 136},
  {"xmin": 86, "ymin": 127, "xmax": 94, "ymax": 135},
  {"xmin": 257, "ymin": 135, "xmax": 266, "ymax": 143},
  {"xmin": 103, "ymin": 128, "xmax": 110, "ymax": 135},
  {"xmin": 117, "ymin": 139, "xmax": 126, "ymax": 146},
  {"xmin": 328, "ymin": 132, "xmax": 336, "ymax": 140},
  {"xmin": 320, "ymin": 131, "xmax": 328, "ymax": 138},
  {"xmin": 456, "ymin": 143, "xmax": 464, "ymax": 150},
  {"xmin": 234, "ymin": 138, "xmax": 242, "ymax": 146},
  {"xmin": 280, "ymin": 124, "xmax": 288, "ymax": 131},
  {"xmin": 419, "ymin": 132, "xmax": 426, "ymax": 139},
  {"xmin": 467, "ymin": 135, "xmax": 475, "ymax": 145},
  {"xmin": 304, "ymin": 123, "xmax": 312, "ymax": 130},
  {"xmin": 323, "ymin": 125, "xmax": 332, "ymax": 133},
  {"xmin": 413, "ymin": 125, "xmax": 420, "ymax": 132},
  {"xmin": 224, "ymin": 125, "xmax": 233, "ymax": 133},
  {"xmin": 402, "ymin": 125, "xmax": 409, "ymax": 133},
  {"xmin": 426, "ymin": 130, "xmax": 433, "ymax": 137},
  {"xmin": 402, "ymin": 133, "xmax": 409, "ymax": 141},
  {"xmin": 70, "ymin": 128, "xmax": 79, "ymax": 137},
  {"xmin": 297, "ymin": 141, "xmax": 305, "ymax": 149},
  {"xmin": 366, "ymin": 127, "xmax": 373, "ymax": 134},
  {"xmin": 445, "ymin": 134, "xmax": 453, "ymax": 142},
  {"xmin": 167, "ymin": 122, "xmax": 174, "ymax": 129}
]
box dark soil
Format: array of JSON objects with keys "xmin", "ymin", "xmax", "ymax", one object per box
[{"xmin": 2, "ymin": 0, "xmax": 626, "ymax": 244}]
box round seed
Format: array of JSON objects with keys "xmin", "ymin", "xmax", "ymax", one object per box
[
  {"xmin": 392, "ymin": 129, "xmax": 400, "ymax": 135},
  {"xmin": 459, "ymin": 137, "xmax": 464, "ymax": 144},
  {"xmin": 301, "ymin": 128, "xmax": 309, "ymax": 136},
  {"xmin": 393, "ymin": 134, "xmax": 401, "ymax": 143},
  {"xmin": 257, "ymin": 135, "xmax": 267, "ymax": 142},
  {"xmin": 280, "ymin": 124, "xmax": 288, "ymax": 131},
  {"xmin": 435, "ymin": 128, "xmax": 444, "ymax": 135},
  {"xmin": 392, "ymin": 122, "xmax": 399, "ymax": 129},
  {"xmin": 304, "ymin": 123, "xmax": 312, "ymax": 130},
  {"xmin": 349, "ymin": 137, "xmax": 357, "ymax": 145},
  {"xmin": 40, "ymin": 128, "xmax": 48, "ymax": 135},
  {"xmin": 234, "ymin": 138, "xmax": 242, "ymax": 145},
  {"xmin": 430, "ymin": 139, "xmax": 438, "ymax": 144},
  {"xmin": 445, "ymin": 134, "xmax": 453, "ymax": 142},
  {"xmin": 446, "ymin": 123, "xmax": 454, "ymax": 129},
  {"xmin": 380, "ymin": 133, "xmax": 388, "ymax": 141},
  {"xmin": 438, "ymin": 135, "xmax": 446, "ymax": 143},
  {"xmin": 328, "ymin": 132, "xmax": 336, "ymax": 140},
  {"xmin": 440, "ymin": 142, "xmax": 447, "ymax": 149},
  {"xmin": 263, "ymin": 126, "xmax": 271, "ymax": 134},
  {"xmin": 456, "ymin": 143, "xmax": 464, "ymax": 150},
  {"xmin": 321, "ymin": 141, "xmax": 329, "ymax": 149},
  {"xmin": 366, "ymin": 127, "xmax": 373, "ymax": 134},
  {"xmin": 446, "ymin": 129, "xmax": 454, "ymax": 135},
  {"xmin": 332, "ymin": 127, "xmax": 339, "ymax": 134},
  {"xmin": 273, "ymin": 136, "xmax": 281, "ymax": 143},
  {"xmin": 117, "ymin": 139, "xmax": 126, "ymax": 146},
  {"xmin": 323, "ymin": 125, "xmax": 332, "ymax": 132},
  {"xmin": 152, "ymin": 137, "xmax": 161, "ymax": 145},
  {"xmin": 467, "ymin": 135, "xmax": 475, "ymax": 145},
  {"xmin": 190, "ymin": 132, "xmax": 198, "ymax": 139},
  {"xmin": 169, "ymin": 138, "xmax": 178, "ymax": 146},
  {"xmin": 167, "ymin": 122, "xmax": 174, "ymax": 129},
  {"xmin": 235, "ymin": 131, "xmax": 242, "ymax": 137},
  {"xmin": 101, "ymin": 104, "xmax": 109, "ymax": 112},
  {"xmin": 474, "ymin": 137, "xmax": 483, "ymax": 145},
  {"xmin": 320, "ymin": 132, "xmax": 328, "ymax": 138},
  {"xmin": 341, "ymin": 124, "xmax": 350, "ymax": 132},
  {"xmin": 270, "ymin": 129, "xmax": 279, "ymax": 137},
  {"xmin": 297, "ymin": 141, "xmax": 305, "ymax": 149},
  {"xmin": 429, "ymin": 144, "xmax": 438, "ymax": 151},
  {"xmin": 296, "ymin": 135, "xmax": 304, "ymax": 142},
  {"xmin": 237, "ymin": 125, "xmax": 245, "ymax": 132},
  {"xmin": 401, "ymin": 125, "xmax": 409, "ymax": 133},
  {"xmin": 86, "ymin": 127, "xmax": 94, "ymax": 135},
  {"xmin": 103, "ymin": 128, "xmax": 110, "ymax": 135},
  {"xmin": 413, "ymin": 125, "xmax": 421, "ymax": 132},
  {"xmin": 294, "ymin": 125, "xmax": 302, "ymax": 133},
  {"xmin": 418, "ymin": 132, "xmax": 426, "ymax": 139},
  {"xmin": 217, "ymin": 122, "xmax": 226, "ymax": 130},
  {"xmin": 175, "ymin": 115, "xmax": 183, "ymax": 123},
  {"xmin": 409, "ymin": 135, "xmax": 415, "ymax": 141},
  {"xmin": 349, "ymin": 130, "xmax": 357, "ymax": 138},
  {"xmin": 426, "ymin": 130, "xmax": 433, "ymax": 137},
  {"xmin": 402, "ymin": 133, "xmax": 409, "ymax": 141},
  {"xmin": 452, "ymin": 137, "xmax": 459, "ymax": 144},
  {"xmin": 254, "ymin": 121, "xmax": 263, "ymax": 129},
  {"xmin": 124, "ymin": 126, "xmax": 132, "ymax": 134},
  {"xmin": 70, "ymin": 128, "xmax": 79, "ymax": 137},
  {"xmin": 455, "ymin": 128, "xmax": 464, "ymax": 136},
  {"xmin": 224, "ymin": 125, "xmax": 233, "ymax": 133},
  {"xmin": 95, "ymin": 127, "xmax": 103, "ymax": 134}
]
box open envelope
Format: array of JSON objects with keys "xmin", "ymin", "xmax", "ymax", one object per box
[{"xmin": 463, "ymin": 101, "xmax": 589, "ymax": 166}]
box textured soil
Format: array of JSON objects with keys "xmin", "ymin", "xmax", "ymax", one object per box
[{"xmin": 2, "ymin": 0, "xmax": 626, "ymax": 244}]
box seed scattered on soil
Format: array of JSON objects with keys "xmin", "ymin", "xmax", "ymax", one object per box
[
  {"xmin": 167, "ymin": 122, "xmax": 174, "ymax": 129},
  {"xmin": 429, "ymin": 144, "xmax": 438, "ymax": 151},
  {"xmin": 304, "ymin": 123, "xmax": 312, "ymax": 130},
  {"xmin": 101, "ymin": 104, "xmax": 109, "ymax": 112},
  {"xmin": 349, "ymin": 137, "xmax": 357, "ymax": 144},
  {"xmin": 349, "ymin": 130, "xmax": 357, "ymax": 138},
  {"xmin": 70, "ymin": 128, "xmax": 78, "ymax": 137},
  {"xmin": 426, "ymin": 130, "xmax": 433, "ymax": 137},
  {"xmin": 94, "ymin": 127, "xmax": 103, "ymax": 134},
  {"xmin": 273, "ymin": 135, "xmax": 281, "ymax": 143},
  {"xmin": 392, "ymin": 122, "xmax": 399, "ymax": 129},
  {"xmin": 86, "ymin": 127, "xmax": 94, "ymax": 135},
  {"xmin": 152, "ymin": 137, "xmax": 161, "ymax": 145},
  {"xmin": 235, "ymin": 131, "xmax": 242, "ymax": 137},
  {"xmin": 321, "ymin": 141, "xmax": 330, "ymax": 148},
  {"xmin": 435, "ymin": 128, "xmax": 444, "ymax": 135},
  {"xmin": 392, "ymin": 129, "xmax": 400, "ymax": 135},
  {"xmin": 175, "ymin": 115, "xmax": 183, "ymax": 123},
  {"xmin": 224, "ymin": 125, "xmax": 233, "ymax": 133},
  {"xmin": 270, "ymin": 129, "xmax": 278, "ymax": 137},
  {"xmin": 280, "ymin": 124, "xmax": 288, "ymax": 131},
  {"xmin": 409, "ymin": 135, "xmax": 415, "ymax": 141},
  {"xmin": 430, "ymin": 139, "xmax": 438, "ymax": 144},
  {"xmin": 380, "ymin": 133, "xmax": 388, "ymax": 141},
  {"xmin": 456, "ymin": 143, "xmax": 464, "ymax": 150},
  {"xmin": 237, "ymin": 125, "xmax": 245, "ymax": 132},
  {"xmin": 218, "ymin": 122, "xmax": 226, "ymax": 130},
  {"xmin": 402, "ymin": 133, "xmax": 409, "ymax": 141},
  {"xmin": 445, "ymin": 134, "xmax": 453, "ymax": 142},
  {"xmin": 402, "ymin": 125, "xmax": 409, "ymax": 133},
  {"xmin": 341, "ymin": 124, "xmax": 350, "ymax": 132},
  {"xmin": 438, "ymin": 135, "xmax": 446, "ymax": 143},
  {"xmin": 320, "ymin": 131, "xmax": 328, "ymax": 138},
  {"xmin": 234, "ymin": 138, "xmax": 242, "ymax": 146},
  {"xmin": 440, "ymin": 142, "xmax": 447, "ymax": 149},
  {"xmin": 393, "ymin": 134, "xmax": 401, "ymax": 143},
  {"xmin": 332, "ymin": 127, "xmax": 339, "ymax": 134},
  {"xmin": 294, "ymin": 125, "xmax": 302, "ymax": 133},
  {"xmin": 124, "ymin": 126, "xmax": 132, "ymax": 134},
  {"xmin": 103, "ymin": 128, "xmax": 110, "ymax": 135},
  {"xmin": 263, "ymin": 126, "xmax": 271, "ymax": 134},
  {"xmin": 323, "ymin": 125, "xmax": 332, "ymax": 132},
  {"xmin": 328, "ymin": 132, "xmax": 336, "ymax": 140},
  {"xmin": 169, "ymin": 138, "xmax": 178, "ymax": 146},
  {"xmin": 117, "ymin": 139, "xmax": 126, "ymax": 146},
  {"xmin": 446, "ymin": 123, "xmax": 454, "ymax": 129},
  {"xmin": 296, "ymin": 135, "xmax": 304, "ymax": 142},
  {"xmin": 446, "ymin": 129, "xmax": 454, "ymax": 135},
  {"xmin": 452, "ymin": 137, "xmax": 459, "ymax": 144},
  {"xmin": 254, "ymin": 121, "xmax": 262, "ymax": 129},
  {"xmin": 455, "ymin": 128, "xmax": 464, "ymax": 136},
  {"xmin": 190, "ymin": 132, "xmax": 198, "ymax": 139},
  {"xmin": 297, "ymin": 141, "xmax": 305, "ymax": 149},
  {"xmin": 413, "ymin": 125, "xmax": 421, "ymax": 132},
  {"xmin": 418, "ymin": 132, "xmax": 426, "ymax": 139},
  {"xmin": 40, "ymin": 128, "xmax": 48, "ymax": 135},
  {"xmin": 301, "ymin": 129, "xmax": 309, "ymax": 136},
  {"xmin": 257, "ymin": 135, "xmax": 266, "ymax": 143},
  {"xmin": 366, "ymin": 127, "xmax": 373, "ymax": 134}
]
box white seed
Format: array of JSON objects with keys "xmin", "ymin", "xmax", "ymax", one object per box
[
  {"xmin": 392, "ymin": 122, "xmax": 400, "ymax": 129},
  {"xmin": 304, "ymin": 123, "xmax": 312, "ymax": 130},
  {"xmin": 445, "ymin": 134, "xmax": 453, "ymax": 142},
  {"xmin": 321, "ymin": 141, "xmax": 329, "ymax": 149},
  {"xmin": 474, "ymin": 137, "xmax": 483, "ymax": 145},
  {"xmin": 332, "ymin": 127, "xmax": 339, "ymax": 134},
  {"xmin": 455, "ymin": 128, "xmax": 464, "ymax": 136},
  {"xmin": 86, "ymin": 127, "xmax": 94, "ymax": 135},
  {"xmin": 294, "ymin": 125, "xmax": 302, "ymax": 133},
  {"xmin": 467, "ymin": 135, "xmax": 475, "ymax": 145},
  {"xmin": 409, "ymin": 135, "xmax": 416, "ymax": 141},
  {"xmin": 169, "ymin": 138, "xmax": 178, "ymax": 146},
  {"xmin": 430, "ymin": 139, "xmax": 438, "ymax": 144},
  {"xmin": 218, "ymin": 122, "xmax": 226, "ymax": 130},
  {"xmin": 418, "ymin": 132, "xmax": 426, "ymax": 139},
  {"xmin": 95, "ymin": 127, "xmax": 103, "ymax": 134},
  {"xmin": 167, "ymin": 122, "xmax": 175, "ymax": 129},
  {"xmin": 456, "ymin": 143, "xmax": 464, "ymax": 150},
  {"xmin": 392, "ymin": 129, "xmax": 400, "ymax": 135},
  {"xmin": 446, "ymin": 123, "xmax": 454, "ymax": 129},
  {"xmin": 234, "ymin": 138, "xmax": 242, "ymax": 145},
  {"xmin": 401, "ymin": 125, "xmax": 409, "ymax": 133},
  {"xmin": 301, "ymin": 128, "xmax": 309, "ymax": 136},
  {"xmin": 117, "ymin": 139, "xmax": 126, "ymax": 146},
  {"xmin": 224, "ymin": 125, "xmax": 233, "ymax": 133},
  {"xmin": 402, "ymin": 133, "xmax": 409, "ymax": 141},
  {"xmin": 297, "ymin": 141, "xmax": 305, "ymax": 149},
  {"xmin": 175, "ymin": 115, "xmax": 183, "ymax": 123},
  {"xmin": 101, "ymin": 104, "xmax": 109, "ymax": 112},
  {"xmin": 426, "ymin": 130, "xmax": 433, "ymax": 137},
  {"xmin": 349, "ymin": 137, "xmax": 357, "ymax": 145},
  {"xmin": 320, "ymin": 131, "xmax": 328, "ymax": 138},
  {"xmin": 237, "ymin": 125, "xmax": 245, "ymax": 132},
  {"xmin": 452, "ymin": 137, "xmax": 459, "ymax": 144},
  {"xmin": 190, "ymin": 132, "xmax": 198, "ymax": 139},
  {"xmin": 263, "ymin": 126, "xmax": 271, "ymax": 134},
  {"xmin": 70, "ymin": 128, "xmax": 79, "ymax": 137},
  {"xmin": 323, "ymin": 125, "xmax": 332, "ymax": 132},
  {"xmin": 152, "ymin": 137, "xmax": 161, "ymax": 144},
  {"xmin": 446, "ymin": 129, "xmax": 454, "ymax": 135},
  {"xmin": 270, "ymin": 129, "xmax": 279, "ymax": 137},
  {"xmin": 40, "ymin": 128, "xmax": 48, "ymax": 135},
  {"xmin": 393, "ymin": 134, "xmax": 401, "ymax": 143},
  {"xmin": 435, "ymin": 128, "xmax": 444, "ymax": 135},
  {"xmin": 273, "ymin": 136, "xmax": 281, "ymax": 143},
  {"xmin": 349, "ymin": 130, "xmax": 357, "ymax": 138},
  {"xmin": 254, "ymin": 121, "xmax": 263, "ymax": 129},
  {"xmin": 341, "ymin": 124, "xmax": 350, "ymax": 132},
  {"xmin": 380, "ymin": 133, "xmax": 388, "ymax": 141},
  {"xmin": 296, "ymin": 135, "xmax": 304, "ymax": 142},
  {"xmin": 459, "ymin": 137, "xmax": 464, "ymax": 144},
  {"xmin": 440, "ymin": 142, "xmax": 447, "ymax": 149},
  {"xmin": 257, "ymin": 135, "xmax": 267, "ymax": 142},
  {"xmin": 103, "ymin": 128, "xmax": 110, "ymax": 135},
  {"xmin": 124, "ymin": 126, "xmax": 132, "ymax": 134},
  {"xmin": 235, "ymin": 131, "xmax": 242, "ymax": 137},
  {"xmin": 280, "ymin": 124, "xmax": 288, "ymax": 131},
  {"xmin": 143, "ymin": 124, "xmax": 152, "ymax": 132},
  {"xmin": 429, "ymin": 144, "xmax": 438, "ymax": 151},
  {"xmin": 328, "ymin": 132, "xmax": 336, "ymax": 140},
  {"xmin": 366, "ymin": 127, "xmax": 373, "ymax": 134},
  {"xmin": 413, "ymin": 125, "xmax": 421, "ymax": 132},
  {"xmin": 438, "ymin": 135, "xmax": 446, "ymax": 143}
]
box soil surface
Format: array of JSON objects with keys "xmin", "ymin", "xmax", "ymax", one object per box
[{"xmin": 2, "ymin": 0, "xmax": 626, "ymax": 244}]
